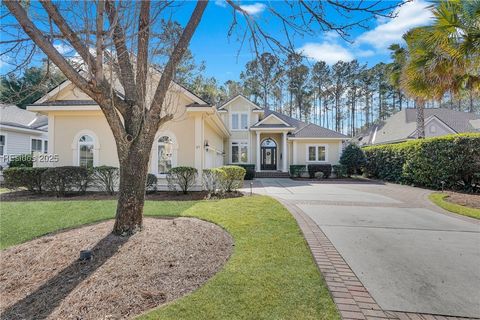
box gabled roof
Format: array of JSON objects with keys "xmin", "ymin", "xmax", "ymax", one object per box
[
  {"xmin": 218, "ymin": 94, "xmax": 263, "ymax": 110},
  {"xmin": 292, "ymin": 123, "xmax": 349, "ymax": 138},
  {"xmin": 251, "ymin": 112, "xmax": 294, "ymax": 129},
  {"xmin": 0, "ymin": 104, "xmax": 48, "ymax": 131},
  {"xmin": 354, "ymin": 108, "xmax": 480, "ymax": 145}
]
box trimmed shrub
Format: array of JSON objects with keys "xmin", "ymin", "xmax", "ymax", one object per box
[
  {"xmin": 219, "ymin": 165, "xmax": 246, "ymax": 192},
  {"xmin": 202, "ymin": 168, "xmax": 227, "ymax": 196},
  {"xmin": 9, "ymin": 154, "xmax": 33, "ymax": 168},
  {"xmin": 290, "ymin": 165, "xmax": 307, "ymax": 178},
  {"xmin": 146, "ymin": 173, "xmax": 157, "ymax": 193},
  {"xmin": 333, "ymin": 165, "xmax": 347, "ymax": 179},
  {"xmin": 3, "ymin": 167, "xmax": 47, "ymax": 192},
  {"xmin": 339, "ymin": 144, "xmax": 366, "ymax": 176},
  {"xmin": 167, "ymin": 166, "xmax": 198, "ymax": 194},
  {"xmin": 307, "ymin": 164, "xmax": 332, "ymax": 179},
  {"xmin": 42, "ymin": 166, "xmax": 91, "ymax": 196},
  {"xmin": 235, "ymin": 164, "xmax": 255, "ymax": 180},
  {"xmin": 364, "ymin": 133, "xmax": 480, "ymax": 191},
  {"xmin": 93, "ymin": 166, "xmax": 119, "ymax": 195}
]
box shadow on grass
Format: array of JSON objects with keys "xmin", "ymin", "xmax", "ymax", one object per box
[{"xmin": 1, "ymin": 233, "xmax": 129, "ymax": 320}]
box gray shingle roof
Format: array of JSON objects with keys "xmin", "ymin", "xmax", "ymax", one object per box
[
  {"xmin": 262, "ymin": 109, "xmax": 347, "ymax": 138},
  {"xmin": 0, "ymin": 104, "xmax": 48, "ymax": 131},
  {"xmin": 354, "ymin": 108, "xmax": 480, "ymax": 145}
]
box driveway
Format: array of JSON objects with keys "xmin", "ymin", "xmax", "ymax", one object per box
[{"xmin": 247, "ymin": 178, "xmax": 480, "ymax": 318}]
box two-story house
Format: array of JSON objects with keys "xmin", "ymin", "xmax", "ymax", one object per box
[{"xmin": 27, "ymin": 79, "xmax": 347, "ymax": 186}]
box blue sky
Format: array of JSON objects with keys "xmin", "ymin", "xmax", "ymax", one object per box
[
  {"xmin": 188, "ymin": 0, "xmax": 434, "ymax": 83},
  {"xmin": 1, "ymin": 0, "xmax": 434, "ymax": 83}
]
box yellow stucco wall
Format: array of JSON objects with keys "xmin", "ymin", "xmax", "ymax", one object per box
[{"xmin": 292, "ymin": 140, "xmax": 342, "ymax": 165}]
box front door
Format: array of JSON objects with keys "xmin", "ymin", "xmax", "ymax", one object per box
[{"xmin": 261, "ymin": 146, "xmax": 277, "ymax": 170}]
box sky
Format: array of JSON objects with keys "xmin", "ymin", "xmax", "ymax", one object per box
[
  {"xmin": 0, "ymin": 0, "xmax": 434, "ymax": 83},
  {"xmin": 188, "ymin": 0, "xmax": 434, "ymax": 83}
]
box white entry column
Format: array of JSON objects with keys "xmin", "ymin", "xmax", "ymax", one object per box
[
  {"xmin": 256, "ymin": 131, "xmax": 261, "ymax": 172},
  {"xmin": 282, "ymin": 132, "xmax": 287, "ymax": 172}
]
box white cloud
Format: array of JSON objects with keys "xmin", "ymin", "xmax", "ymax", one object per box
[
  {"xmin": 214, "ymin": 0, "xmax": 227, "ymax": 8},
  {"xmin": 54, "ymin": 43, "xmax": 72, "ymax": 55},
  {"xmin": 240, "ymin": 3, "xmax": 266, "ymax": 15},
  {"xmin": 297, "ymin": 42, "xmax": 354, "ymax": 65},
  {"xmin": 355, "ymin": 0, "xmax": 433, "ymax": 50}
]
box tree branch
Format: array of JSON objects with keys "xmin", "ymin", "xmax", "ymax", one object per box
[{"xmin": 136, "ymin": 0, "xmax": 151, "ymax": 109}]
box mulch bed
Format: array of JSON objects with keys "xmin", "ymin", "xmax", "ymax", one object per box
[
  {"xmin": 0, "ymin": 190, "xmax": 243, "ymax": 202},
  {"xmin": 444, "ymin": 191, "xmax": 480, "ymax": 209},
  {"xmin": 0, "ymin": 218, "xmax": 233, "ymax": 319}
]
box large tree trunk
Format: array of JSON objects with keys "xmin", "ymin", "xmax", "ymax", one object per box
[
  {"xmin": 415, "ymin": 99, "xmax": 425, "ymax": 139},
  {"xmin": 112, "ymin": 142, "xmax": 151, "ymax": 235}
]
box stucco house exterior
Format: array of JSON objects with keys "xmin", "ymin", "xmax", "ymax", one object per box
[
  {"xmin": 0, "ymin": 104, "xmax": 48, "ymax": 169},
  {"xmin": 353, "ymin": 108, "xmax": 480, "ymax": 146},
  {"xmin": 27, "ymin": 80, "xmax": 347, "ymax": 184}
]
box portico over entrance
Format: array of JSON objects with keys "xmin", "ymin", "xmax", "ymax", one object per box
[{"xmin": 251, "ymin": 127, "xmax": 293, "ymax": 173}]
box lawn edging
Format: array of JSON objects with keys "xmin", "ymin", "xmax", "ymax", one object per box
[{"xmin": 429, "ymin": 193, "xmax": 480, "ymax": 220}]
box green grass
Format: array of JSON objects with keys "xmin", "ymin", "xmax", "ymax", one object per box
[
  {"xmin": 0, "ymin": 196, "xmax": 339, "ymax": 320},
  {"xmin": 429, "ymin": 193, "xmax": 480, "ymax": 220}
]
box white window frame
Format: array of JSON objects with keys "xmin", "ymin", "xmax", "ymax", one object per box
[
  {"xmin": 230, "ymin": 112, "xmax": 249, "ymax": 131},
  {"xmin": 306, "ymin": 144, "xmax": 328, "ymax": 163},
  {"xmin": 0, "ymin": 134, "xmax": 5, "ymax": 156},
  {"xmin": 230, "ymin": 140, "xmax": 249, "ymax": 164},
  {"xmin": 71, "ymin": 130, "xmax": 100, "ymax": 167},
  {"xmin": 78, "ymin": 135, "xmax": 95, "ymax": 168},
  {"xmin": 30, "ymin": 137, "xmax": 43, "ymax": 154},
  {"xmin": 152, "ymin": 131, "xmax": 178, "ymax": 178}
]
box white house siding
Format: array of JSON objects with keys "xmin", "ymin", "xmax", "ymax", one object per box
[{"xmin": 0, "ymin": 129, "xmax": 47, "ymax": 168}]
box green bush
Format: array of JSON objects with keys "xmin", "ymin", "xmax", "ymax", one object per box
[
  {"xmin": 3, "ymin": 167, "xmax": 47, "ymax": 192},
  {"xmin": 42, "ymin": 166, "xmax": 91, "ymax": 196},
  {"xmin": 333, "ymin": 165, "xmax": 347, "ymax": 178},
  {"xmin": 92, "ymin": 166, "xmax": 119, "ymax": 195},
  {"xmin": 202, "ymin": 168, "xmax": 227, "ymax": 196},
  {"xmin": 167, "ymin": 166, "xmax": 198, "ymax": 194},
  {"xmin": 307, "ymin": 164, "xmax": 332, "ymax": 179},
  {"xmin": 219, "ymin": 165, "xmax": 246, "ymax": 192},
  {"xmin": 340, "ymin": 144, "xmax": 366, "ymax": 176},
  {"xmin": 146, "ymin": 173, "xmax": 157, "ymax": 193},
  {"xmin": 364, "ymin": 133, "xmax": 480, "ymax": 191},
  {"xmin": 235, "ymin": 164, "xmax": 255, "ymax": 180},
  {"xmin": 289, "ymin": 165, "xmax": 307, "ymax": 178},
  {"xmin": 9, "ymin": 154, "xmax": 33, "ymax": 168}
]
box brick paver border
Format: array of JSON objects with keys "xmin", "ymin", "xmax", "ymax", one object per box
[{"xmin": 280, "ymin": 199, "xmax": 479, "ymax": 320}]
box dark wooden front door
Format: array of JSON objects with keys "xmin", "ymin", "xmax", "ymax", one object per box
[{"xmin": 261, "ymin": 147, "xmax": 277, "ymax": 170}]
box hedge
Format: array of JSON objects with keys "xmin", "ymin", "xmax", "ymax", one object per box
[
  {"xmin": 92, "ymin": 166, "xmax": 119, "ymax": 195},
  {"xmin": 307, "ymin": 164, "xmax": 332, "ymax": 179},
  {"xmin": 9, "ymin": 154, "xmax": 33, "ymax": 168},
  {"xmin": 234, "ymin": 164, "xmax": 255, "ymax": 180},
  {"xmin": 42, "ymin": 166, "xmax": 91, "ymax": 196},
  {"xmin": 340, "ymin": 144, "xmax": 366, "ymax": 176},
  {"xmin": 219, "ymin": 165, "xmax": 246, "ymax": 192},
  {"xmin": 289, "ymin": 165, "xmax": 307, "ymax": 178},
  {"xmin": 3, "ymin": 167, "xmax": 47, "ymax": 191},
  {"xmin": 363, "ymin": 133, "xmax": 480, "ymax": 191},
  {"xmin": 167, "ymin": 166, "xmax": 198, "ymax": 194}
]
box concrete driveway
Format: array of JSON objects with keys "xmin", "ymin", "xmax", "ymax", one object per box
[{"xmin": 247, "ymin": 178, "xmax": 480, "ymax": 318}]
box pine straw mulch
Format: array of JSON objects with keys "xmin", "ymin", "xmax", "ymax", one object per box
[
  {"xmin": 0, "ymin": 190, "xmax": 243, "ymax": 202},
  {"xmin": 0, "ymin": 217, "xmax": 233, "ymax": 320},
  {"xmin": 444, "ymin": 191, "xmax": 480, "ymax": 209}
]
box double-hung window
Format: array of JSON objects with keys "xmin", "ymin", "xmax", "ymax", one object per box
[
  {"xmin": 0, "ymin": 135, "xmax": 5, "ymax": 156},
  {"xmin": 231, "ymin": 141, "xmax": 248, "ymax": 163},
  {"xmin": 231, "ymin": 113, "xmax": 248, "ymax": 130},
  {"xmin": 31, "ymin": 139, "xmax": 43, "ymax": 154},
  {"xmin": 307, "ymin": 145, "xmax": 327, "ymax": 162}
]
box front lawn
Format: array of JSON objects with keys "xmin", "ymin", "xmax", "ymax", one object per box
[
  {"xmin": 429, "ymin": 193, "xmax": 480, "ymax": 220},
  {"xmin": 0, "ymin": 196, "xmax": 339, "ymax": 320}
]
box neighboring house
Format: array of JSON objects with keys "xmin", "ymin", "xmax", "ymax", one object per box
[
  {"xmin": 0, "ymin": 104, "xmax": 48, "ymax": 169},
  {"xmin": 27, "ymin": 81, "xmax": 347, "ymax": 186},
  {"xmin": 354, "ymin": 108, "xmax": 480, "ymax": 146}
]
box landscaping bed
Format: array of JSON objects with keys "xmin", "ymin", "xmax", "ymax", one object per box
[
  {"xmin": 0, "ymin": 218, "xmax": 232, "ymax": 320},
  {"xmin": 429, "ymin": 192, "xmax": 480, "ymax": 220},
  {"xmin": 0, "ymin": 190, "xmax": 243, "ymax": 202},
  {"xmin": 0, "ymin": 196, "xmax": 339, "ymax": 319}
]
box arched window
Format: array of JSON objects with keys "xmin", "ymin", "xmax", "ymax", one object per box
[
  {"xmin": 157, "ymin": 136, "xmax": 173, "ymax": 174},
  {"xmin": 78, "ymin": 135, "xmax": 94, "ymax": 168},
  {"xmin": 261, "ymin": 138, "xmax": 276, "ymax": 148}
]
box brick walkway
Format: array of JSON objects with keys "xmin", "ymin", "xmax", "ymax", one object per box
[{"xmin": 281, "ymin": 199, "xmax": 479, "ymax": 320}]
